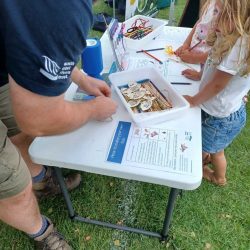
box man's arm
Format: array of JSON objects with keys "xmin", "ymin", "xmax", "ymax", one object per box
[
  {"xmin": 9, "ymin": 76, "xmax": 117, "ymax": 137},
  {"xmin": 184, "ymin": 70, "xmax": 233, "ymax": 107}
]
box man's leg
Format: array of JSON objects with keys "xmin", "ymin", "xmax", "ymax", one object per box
[
  {"xmin": 0, "ymin": 121, "xmax": 71, "ymax": 249},
  {"xmin": 0, "ymin": 84, "xmax": 81, "ymax": 197},
  {"xmin": 10, "ymin": 132, "xmax": 42, "ymax": 177},
  {"xmin": 0, "ymin": 121, "xmax": 38, "ymax": 232},
  {"xmin": 0, "ymin": 83, "xmax": 42, "ymax": 177},
  {"xmin": 0, "ymin": 181, "xmax": 42, "ymax": 234}
]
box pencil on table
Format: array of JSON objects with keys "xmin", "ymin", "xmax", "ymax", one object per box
[
  {"xmin": 141, "ymin": 49, "xmax": 163, "ymax": 64},
  {"xmin": 136, "ymin": 48, "xmax": 165, "ymax": 53}
]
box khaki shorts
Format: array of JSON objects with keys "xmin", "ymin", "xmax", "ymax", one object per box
[
  {"xmin": 0, "ymin": 84, "xmax": 20, "ymax": 137},
  {"xmin": 0, "ymin": 84, "xmax": 31, "ymax": 199}
]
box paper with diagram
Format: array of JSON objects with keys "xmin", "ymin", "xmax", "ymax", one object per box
[{"xmin": 107, "ymin": 121, "xmax": 195, "ymax": 175}]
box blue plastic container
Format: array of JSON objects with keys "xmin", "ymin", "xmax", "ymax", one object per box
[{"xmin": 81, "ymin": 38, "xmax": 103, "ymax": 79}]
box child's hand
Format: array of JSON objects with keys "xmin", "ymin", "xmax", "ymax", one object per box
[
  {"xmin": 178, "ymin": 50, "xmax": 198, "ymax": 64},
  {"xmin": 175, "ymin": 43, "xmax": 189, "ymax": 56},
  {"xmin": 183, "ymin": 95, "xmax": 196, "ymax": 107},
  {"xmin": 182, "ymin": 69, "xmax": 202, "ymax": 81}
]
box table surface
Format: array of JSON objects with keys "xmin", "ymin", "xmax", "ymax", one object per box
[{"xmin": 29, "ymin": 26, "xmax": 202, "ymax": 190}]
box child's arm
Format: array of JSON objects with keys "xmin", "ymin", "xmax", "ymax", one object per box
[
  {"xmin": 184, "ymin": 69, "xmax": 233, "ymax": 107},
  {"xmin": 179, "ymin": 50, "xmax": 208, "ymax": 64},
  {"xmin": 175, "ymin": 23, "xmax": 198, "ymax": 56},
  {"xmin": 182, "ymin": 69, "xmax": 202, "ymax": 81}
]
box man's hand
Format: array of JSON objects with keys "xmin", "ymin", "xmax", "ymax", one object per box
[
  {"xmin": 182, "ymin": 69, "xmax": 202, "ymax": 81},
  {"xmin": 81, "ymin": 75, "xmax": 111, "ymax": 97},
  {"xmin": 71, "ymin": 67, "xmax": 111, "ymax": 97},
  {"xmin": 89, "ymin": 96, "xmax": 117, "ymax": 121}
]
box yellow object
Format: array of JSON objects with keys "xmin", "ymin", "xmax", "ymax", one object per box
[
  {"xmin": 165, "ymin": 45, "xmax": 175, "ymax": 55},
  {"xmin": 130, "ymin": 0, "xmax": 136, "ymax": 5}
]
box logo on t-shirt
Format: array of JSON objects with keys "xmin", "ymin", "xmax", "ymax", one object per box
[
  {"xmin": 40, "ymin": 56, "xmax": 75, "ymax": 81},
  {"xmin": 40, "ymin": 56, "xmax": 61, "ymax": 81}
]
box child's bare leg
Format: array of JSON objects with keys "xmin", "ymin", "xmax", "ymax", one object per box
[
  {"xmin": 210, "ymin": 150, "xmax": 227, "ymax": 184},
  {"xmin": 204, "ymin": 150, "xmax": 227, "ymax": 186},
  {"xmin": 202, "ymin": 152, "xmax": 211, "ymax": 165},
  {"xmin": 202, "ymin": 152, "xmax": 214, "ymax": 179}
]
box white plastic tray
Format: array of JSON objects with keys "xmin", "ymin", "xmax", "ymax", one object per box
[
  {"xmin": 123, "ymin": 15, "xmax": 166, "ymax": 50},
  {"xmin": 109, "ymin": 67, "xmax": 190, "ymax": 126}
]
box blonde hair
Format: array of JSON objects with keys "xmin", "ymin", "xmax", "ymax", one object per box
[
  {"xmin": 200, "ymin": 0, "xmax": 213, "ymax": 17},
  {"xmin": 206, "ymin": 0, "xmax": 250, "ymax": 76}
]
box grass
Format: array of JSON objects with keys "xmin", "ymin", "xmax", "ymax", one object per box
[{"xmin": 1, "ymin": 1, "xmax": 250, "ymax": 250}]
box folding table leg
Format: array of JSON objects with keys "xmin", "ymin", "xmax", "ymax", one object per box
[
  {"xmin": 161, "ymin": 188, "xmax": 180, "ymax": 241},
  {"xmin": 53, "ymin": 166, "xmax": 181, "ymax": 240},
  {"xmin": 53, "ymin": 167, "xmax": 76, "ymax": 219}
]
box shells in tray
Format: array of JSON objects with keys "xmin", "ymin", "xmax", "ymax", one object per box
[
  {"xmin": 140, "ymin": 99, "xmax": 153, "ymax": 111},
  {"xmin": 119, "ymin": 79, "xmax": 173, "ymax": 113},
  {"xmin": 121, "ymin": 87, "xmax": 129, "ymax": 94},
  {"xmin": 129, "ymin": 84, "xmax": 141, "ymax": 92},
  {"xmin": 127, "ymin": 89, "xmax": 146, "ymax": 100},
  {"xmin": 128, "ymin": 99, "xmax": 141, "ymax": 107}
]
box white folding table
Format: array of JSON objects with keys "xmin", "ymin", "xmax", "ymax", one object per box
[{"xmin": 29, "ymin": 26, "xmax": 202, "ymax": 241}]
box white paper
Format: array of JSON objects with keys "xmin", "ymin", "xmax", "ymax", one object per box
[
  {"xmin": 122, "ymin": 124, "xmax": 195, "ymax": 176},
  {"xmin": 126, "ymin": 57, "xmax": 169, "ymax": 77}
]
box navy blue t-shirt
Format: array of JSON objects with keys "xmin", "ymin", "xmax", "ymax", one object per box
[{"xmin": 0, "ymin": 0, "xmax": 93, "ymax": 96}]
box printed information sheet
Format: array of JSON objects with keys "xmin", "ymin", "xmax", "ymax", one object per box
[
  {"xmin": 107, "ymin": 121, "xmax": 195, "ymax": 175},
  {"xmin": 126, "ymin": 57, "xmax": 200, "ymax": 79}
]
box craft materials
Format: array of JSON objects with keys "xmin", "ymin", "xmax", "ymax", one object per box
[
  {"xmin": 188, "ymin": 39, "xmax": 202, "ymax": 51},
  {"xmin": 171, "ymin": 82, "xmax": 192, "ymax": 85},
  {"xmin": 119, "ymin": 79, "xmax": 172, "ymax": 113},
  {"xmin": 81, "ymin": 38, "xmax": 103, "ymax": 79},
  {"xmin": 165, "ymin": 45, "xmax": 175, "ymax": 55},
  {"xmin": 141, "ymin": 50, "xmax": 163, "ymax": 64},
  {"xmin": 73, "ymin": 87, "xmax": 96, "ymax": 101},
  {"xmin": 124, "ymin": 17, "xmax": 153, "ymax": 40},
  {"xmin": 136, "ymin": 48, "xmax": 165, "ymax": 53},
  {"xmin": 105, "ymin": 16, "xmax": 127, "ymax": 71}
]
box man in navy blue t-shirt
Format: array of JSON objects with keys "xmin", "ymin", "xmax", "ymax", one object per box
[{"xmin": 0, "ymin": 1, "xmax": 117, "ymax": 249}]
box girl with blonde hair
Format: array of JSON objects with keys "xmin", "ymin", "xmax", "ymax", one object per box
[
  {"xmin": 185, "ymin": 0, "xmax": 250, "ymax": 186},
  {"xmin": 175, "ymin": 0, "xmax": 221, "ymax": 80}
]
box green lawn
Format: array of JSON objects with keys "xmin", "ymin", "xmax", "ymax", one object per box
[{"xmin": 1, "ymin": 1, "xmax": 249, "ymax": 250}]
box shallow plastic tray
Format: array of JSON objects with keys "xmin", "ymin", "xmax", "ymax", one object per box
[
  {"xmin": 123, "ymin": 15, "xmax": 166, "ymax": 50},
  {"xmin": 109, "ymin": 66, "xmax": 190, "ymax": 126}
]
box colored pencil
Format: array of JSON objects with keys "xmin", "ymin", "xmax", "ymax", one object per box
[
  {"xmin": 171, "ymin": 82, "xmax": 191, "ymax": 85},
  {"xmin": 141, "ymin": 49, "xmax": 163, "ymax": 64},
  {"xmin": 136, "ymin": 48, "xmax": 165, "ymax": 53},
  {"xmin": 188, "ymin": 40, "xmax": 202, "ymax": 51}
]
